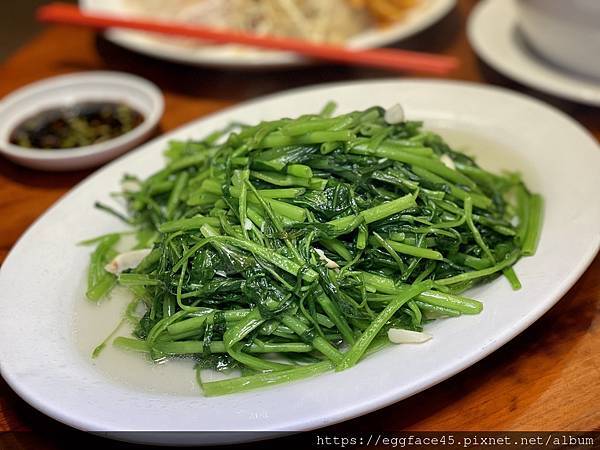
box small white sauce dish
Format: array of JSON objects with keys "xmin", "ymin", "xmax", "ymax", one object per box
[{"xmin": 0, "ymin": 71, "xmax": 164, "ymax": 171}]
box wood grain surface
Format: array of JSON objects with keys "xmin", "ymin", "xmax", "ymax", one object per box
[{"xmin": 0, "ymin": 0, "xmax": 598, "ymax": 447}]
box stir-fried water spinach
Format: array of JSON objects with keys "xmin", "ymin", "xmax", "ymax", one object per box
[{"xmin": 83, "ymin": 104, "xmax": 543, "ymax": 396}]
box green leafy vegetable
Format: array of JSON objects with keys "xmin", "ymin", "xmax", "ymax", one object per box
[{"xmin": 84, "ymin": 104, "xmax": 542, "ymax": 395}]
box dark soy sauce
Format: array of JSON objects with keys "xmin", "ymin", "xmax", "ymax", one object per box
[{"xmin": 10, "ymin": 102, "xmax": 144, "ymax": 150}]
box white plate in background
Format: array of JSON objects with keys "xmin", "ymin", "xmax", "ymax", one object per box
[
  {"xmin": 0, "ymin": 80, "xmax": 598, "ymax": 446},
  {"xmin": 80, "ymin": 0, "xmax": 455, "ymax": 68},
  {"xmin": 468, "ymin": 0, "xmax": 600, "ymax": 106}
]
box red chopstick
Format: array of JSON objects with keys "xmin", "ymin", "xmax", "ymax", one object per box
[{"xmin": 36, "ymin": 2, "xmax": 458, "ymax": 75}]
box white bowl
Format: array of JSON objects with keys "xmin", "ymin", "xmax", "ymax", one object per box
[
  {"xmin": 0, "ymin": 72, "xmax": 164, "ymax": 171},
  {"xmin": 516, "ymin": 0, "xmax": 600, "ymax": 79}
]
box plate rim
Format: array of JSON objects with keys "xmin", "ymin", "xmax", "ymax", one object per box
[
  {"xmin": 0, "ymin": 78, "xmax": 599, "ymax": 444},
  {"xmin": 467, "ymin": 0, "xmax": 600, "ymax": 107}
]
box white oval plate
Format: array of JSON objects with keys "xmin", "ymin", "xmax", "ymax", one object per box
[
  {"xmin": 0, "ymin": 80, "xmax": 599, "ymax": 446},
  {"xmin": 80, "ymin": 0, "xmax": 455, "ymax": 69},
  {"xmin": 468, "ymin": 0, "xmax": 600, "ymax": 107}
]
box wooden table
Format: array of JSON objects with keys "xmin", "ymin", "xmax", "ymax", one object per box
[{"xmin": 0, "ymin": 0, "xmax": 598, "ymax": 447}]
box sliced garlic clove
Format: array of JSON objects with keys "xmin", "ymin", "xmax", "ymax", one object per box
[
  {"xmin": 105, "ymin": 249, "xmax": 152, "ymax": 275},
  {"xmin": 384, "ymin": 103, "xmax": 405, "ymax": 124},
  {"xmin": 314, "ymin": 248, "xmax": 340, "ymax": 269},
  {"xmin": 440, "ymin": 154, "xmax": 456, "ymax": 170},
  {"xmin": 388, "ymin": 328, "xmax": 432, "ymax": 344},
  {"xmin": 121, "ymin": 180, "xmax": 141, "ymax": 193}
]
